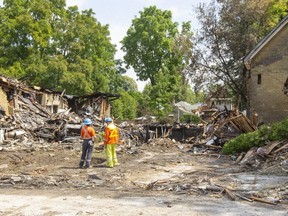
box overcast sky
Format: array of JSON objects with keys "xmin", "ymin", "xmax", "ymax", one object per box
[{"xmin": 0, "ymin": 0, "xmax": 211, "ymax": 91}]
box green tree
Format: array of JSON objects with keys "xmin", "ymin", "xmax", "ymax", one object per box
[
  {"xmin": 121, "ymin": 6, "xmax": 180, "ymax": 85},
  {"xmin": 184, "ymin": 88, "xmax": 206, "ymax": 104},
  {"xmin": 108, "ymin": 64, "xmax": 140, "ymax": 120},
  {"xmin": 190, "ymin": 0, "xmax": 288, "ymax": 104},
  {"xmin": 0, "ymin": 1, "xmax": 117, "ymax": 95},
  {"xmin": 121, "ymin": 6, "xmax": 195, "ymax": 117},
  {"xmin": 120, "ymin": 76, "xmax": 138, "ymax": 92},
  {"xmin": 0, "ymin": 0, "xmax": 62, "ymax": 70},
  {"xmin": 52, "ymin": 6, "xmax": 116, "ymax": 94},
  {"xmin": 111, "ymin": 89, "xmax": 138, "ymax": 120},
  {"xmin": 109, "ymin": 74, "xmax": 138, "ymax": 93},
  {"xmin": 141, "ymin": 70, "xmax": 177, "ymax": 118},
  {"xmin": 172, "ymin": 22, "xmax": 196, "ymax": 103}
]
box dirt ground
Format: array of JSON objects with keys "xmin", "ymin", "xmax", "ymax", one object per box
[{"xmin": 0, "ymin": 139, "xmax": 287, "ymax": 215}]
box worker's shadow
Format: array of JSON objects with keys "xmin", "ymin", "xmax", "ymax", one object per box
[
  {"xmin": 93, "ymin": 164, "xmax": 108, "ymax": 168},
  {"xmin": 92, "ymin": 158, "xmax": 107, "ymax": 168},
  {"xmin": 60, "ymin": 158, "xmax": 106, "ymax": 169},
  {"xmin": 59, "ymin": 166, "xmax": 81, "ymax": 169}
]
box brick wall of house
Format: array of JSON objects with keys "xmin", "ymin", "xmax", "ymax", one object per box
[{"xmin": 247, "ymin": 26, "xmax": 288, "ymax": 123}]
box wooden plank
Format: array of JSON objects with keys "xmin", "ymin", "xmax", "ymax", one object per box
[
  {"xmin": 239, "ymin": 148, "xmax": 255, "ymax": 164},
  {"xmin": 250, "ymin": 196, "xmax": 277, "ymax": 205},
  {"xmin": 206, "ymin": 185, "xmax": 223, "ymax": 192},
  {"xmin": 231, "ymin": 116, "xmax": 253, "ymax": 133},
  {"xmin": 205, "ymin": 144, "xmax": 221, "ymax": 149},
  {"xmin": 264, "ymin": 140, "xmax": 285, "ymax": 155},
  {"xmin": 215, "ymin": 184, "xmax": 236, "ymax": 201},
  {"xmin": 235, "ymin": 152, "xmax": 245, "ymax": 164},
  {"xmin": 224, "ymin": 188, "xmax": 236, "ymax": 201},
  {"xmin": 229, "ymin": 120, "xmax": 241, "ymax": 132},
  {"xmin": 235, "ymin": 193, "xmax": 253, "ymax": 202},
  {"xmin": 239, "ymin": 118, "xmax": 254, "ymax": 132},
  {"xmin": 231, "ymin": 114, "xmax": 257, "ymax": 132},
  {"xmin": 242, "ymin": 114, "xmax": 258, "ymax": 130},
  {"xmin": 274, "ymin": 142, "xmax": 288, "ymax": 153}
]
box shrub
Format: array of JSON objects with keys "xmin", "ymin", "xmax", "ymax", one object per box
[
  {"xmin": 158, "ymin": 116, "xmax": 174, "ymax": 124},
  {"xmin": 180, "ymin": 114, "xmax": 201, "ymax": 124},
  {"xmin": 222, "ymin": 118, "xmax": 288, "ymax": 154},
  {"xmin": 268, "ymin": 118, "xmax": 288, "ymax": 141},
  {"xmin": 222, "ymin": 130, "xmax": 262, "ymax": 154}
]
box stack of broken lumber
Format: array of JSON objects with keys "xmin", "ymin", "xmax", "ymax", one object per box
[
  {"xmin": 203, "ymin": 110, "xmax": 258, "ymax": 145},
  {"xmin": 236, "ymin": 140, "xmax": 288, "ymax": 173}
]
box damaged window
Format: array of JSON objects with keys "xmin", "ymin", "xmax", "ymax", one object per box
[
  {"xmin": 36, "ymin": 94, "xmax": 43, "ymax": 104},
  {"xmin": 257, "ymin": 74, "xmax": 261, "ymax": 85}
]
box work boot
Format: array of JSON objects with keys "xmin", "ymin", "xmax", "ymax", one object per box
[
  {"xmin": 85, "ymin": 162, "xmax": 91, "ymax": 169},
  {"xmin": 106, "ymin": 164, "xmax": 113, "ymax": 168},
  {"xmin": 79, "ymin": 161, "xmax": 84, "ymax": 168}
]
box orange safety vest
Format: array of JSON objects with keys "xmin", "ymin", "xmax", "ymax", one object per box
[
  {"xmin": 81, "ymin": 125, "xmax": 96, "ymax": 140},
  {"xmin": 104, "ymin": 123, "xmax": 119, "ymax": 144}
]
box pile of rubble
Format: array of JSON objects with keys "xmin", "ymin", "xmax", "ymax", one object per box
[
  {"xmin": 0, "ymin": 75, "xmax": 286, "ymax": 171},
  {"xmin": 0, "ymin": 98, "xmax": 258, "ymax": 151},
  {"xmin": 0, "ymin": 108, "xmax": 81, "ymax": 151},
  {"xmin": 0, "ymin": 74, "xmax": 119, "ymax": 146},
  {"xmin": 236, "ymin": 140, "xmax": 288, "ymax": 174},
  {"xmin": 202, "ymin": 109, "xmax": 257, "ymax": 145}
]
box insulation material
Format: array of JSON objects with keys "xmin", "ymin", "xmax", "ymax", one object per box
[{"xmin": 0, "ymin": 87, "xmax": 10, "ymax": 116}]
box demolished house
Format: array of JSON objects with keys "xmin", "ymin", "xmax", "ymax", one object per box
[
  {"xmin": 244, "ymin": 15, "xmax": 288, "ymax": 124},
  {"xmin": 0, "ymin": 75, "xmax": 120, "ymax": 143},
  {"xmin": 0, "ymin": 75, "xmax": 68, "ymax": 116},
  {"xmin": 0, "ymin": 73, "xmax": 258, "ymax": 151},
  {"xmin": 206, "ymin": 86, "xmax": 233, "ymax": 111},
  {"xmin": 65, "ymin": 92, "xmax": 120, "ymax": 120},
  {"xmin": 132, "ymin": 84, "xmax": 256, "ymax": 147},
  {"xmin": 0, "ymin": 75, "xmax": 70, "ymax": 143}
]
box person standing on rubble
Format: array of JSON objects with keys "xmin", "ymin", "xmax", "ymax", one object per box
[
  {"xmin": 79, "ymin": 118, "xmax": 96, "ymax": 168},
  {"xmin": 104, "ymin": 117, "xmax": 120, "ymax": 168}
]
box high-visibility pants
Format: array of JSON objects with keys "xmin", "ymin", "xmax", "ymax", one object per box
[{"xmin": 105, "ymin": 144, "xmax": 118, "ymax": 167}]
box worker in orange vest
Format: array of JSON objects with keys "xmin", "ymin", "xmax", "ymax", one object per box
[
  {"xmin": 79, "ymin": 118, "xmax": 96, "ymax": 168},
  {"xmin": 104, "ymin": 117, "xmax": 120, "ymax": 168}
]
